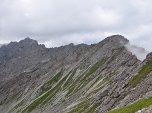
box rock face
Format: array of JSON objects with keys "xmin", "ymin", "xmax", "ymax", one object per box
[{"xmin": 0, "ymin": 35, "xmax": 152, "ymax": 113}]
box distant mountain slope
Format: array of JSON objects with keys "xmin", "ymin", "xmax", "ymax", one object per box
[{"xmin": 0, "ymin": 35, "xmax": 152, "ymax": 113}]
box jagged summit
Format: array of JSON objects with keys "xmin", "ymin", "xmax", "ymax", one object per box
[
  {"xmin": 97, "ymin": 35, "xmax": 129, "ymax": 49},
  {"xmin": 104, "ymin": 35, "xmax": 129, "ymax": 44},
  {"xmin": 1, "ymin": 35, "xmax": 128, "ymax": 51},
  {"xmin": 0, "ymin": 37, "xmax": 39, "ymax": 49},
  {"xmin": 19, "ymin": 37, "xmax": 39, "ymax": 46}
]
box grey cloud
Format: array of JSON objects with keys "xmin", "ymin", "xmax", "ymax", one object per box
[
  {"xmin": 0, "ymin": 0, "xmax": 152, "ymax": 52},
  {"xmin": 125, "ymin": 43, "xmax": 149, "ymax": 61}
]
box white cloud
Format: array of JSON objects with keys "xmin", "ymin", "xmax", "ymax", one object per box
[
  {"xmin": 43, "ymin": 32, "xmax": 105, "ymax": 47},
  {"xmin": 0, "ymin": 0, "xmax": 152, "ymax": 52},
  {"xmin": 125, "ymin": 43, "xmax": 149, "ymax": 61}
]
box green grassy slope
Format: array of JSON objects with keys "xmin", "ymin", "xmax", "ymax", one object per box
[
  {"xmin": 129, "ymin": 59, "xmax": 152, "ymax": 87},
  {"xmin": 107, "ymin": 96, "xmax": 152, "ymax": 113}
]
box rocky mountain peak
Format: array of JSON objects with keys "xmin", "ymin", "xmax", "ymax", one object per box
[
  {"xmin": 104, "ymin": 35, "xmax": 129, "ymax": 45},
  {"xmin": 0, "ymin": 37, "xmax": 39, "ymax": 50},
  {"xmin": 96, "ymin": 35, "xmax": 129, "ymax": 50},
  {"xmin": 19, "ymin": 37, "xmax": 38, "ymax": 47}
]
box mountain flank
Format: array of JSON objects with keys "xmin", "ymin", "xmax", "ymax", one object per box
[{"xmin": 0, "ymin": 35, "xmax": 152, "ymax": 113}]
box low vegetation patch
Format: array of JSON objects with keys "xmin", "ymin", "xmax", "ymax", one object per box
[
  {"xmin": 129, "ymin": 58, "xmax": 152, "ymax": 87},
  {"xmin": 107, "ymin": 96, "xmax": 152, "ymax": 113},
  {"xmin": 37, "ymin": 70, "xmax": 63, "ymax": 96},
  {"xmin": 85, "ymin": 103, "xmax": 100, "ymax": 113},
  {"xmin": 112, "ymin": 47, "xmax": 124, "ymax": 55},
  {"xmin": 21, "ymin": 69, "xmax": 74, "ymax": 113},
  {"xmin": 67, "ymin": 100, "xmax": 90, "ymax": 113},
  {"xmin": 67, "ymin": 57, "xmax": 108, "ymax": 96}
]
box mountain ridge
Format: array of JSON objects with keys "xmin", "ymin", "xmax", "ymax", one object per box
[{"xmin": 0, "ymin": 35, "xmax": 152, "ymax": 113}]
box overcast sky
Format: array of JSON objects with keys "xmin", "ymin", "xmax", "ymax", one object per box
[{"xmin": 0, "ymin": 0, "xmax": 152, "ymax": 51}]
